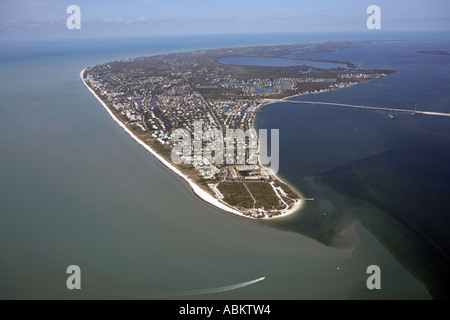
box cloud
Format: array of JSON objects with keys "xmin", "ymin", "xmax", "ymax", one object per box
[
  {"xmin": 0, "ymin": 13, "xmax": 344, "ymax": 31},
  {"xmin": 0, "ymin": 18, "xmax": 63, "ymax": 29},
  {"xmin": 3, "ymin": 20, "xmax": 17, "ymax": 27}
]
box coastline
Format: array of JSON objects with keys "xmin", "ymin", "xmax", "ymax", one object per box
[{"xmin": 80, "ymin": 68, "xmax": 302, "ymax": 220}]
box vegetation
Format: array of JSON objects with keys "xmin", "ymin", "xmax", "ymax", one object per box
[
  {"xmin": 217, "ymin": 182, "xmax": 254, "ymax": 209},
  {"xmin": 247, "ymin": 182, "xmax": 283, "ymax": 210},
  {"xmin": 273, "ymin": 179, "xmax": 299, "ymax": 199}
]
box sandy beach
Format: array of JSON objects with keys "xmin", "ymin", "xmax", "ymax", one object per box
[{"xmin": 80, "ymin": 68, "xmax": 302, "ymax": 220}]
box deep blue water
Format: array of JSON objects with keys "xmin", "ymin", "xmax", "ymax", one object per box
[
  {"xmin": 219, "ymin": 56, "xmax": 346, "ymax": 69},
  {"xmin": 1, "ymin": 32, "xmax": 450, "ymax": 299},
  {"xmin": 255, "ymin": 39, "xmax": 450, "ymax": 299}
]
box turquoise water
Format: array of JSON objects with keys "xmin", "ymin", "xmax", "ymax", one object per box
[{"xmin": 1, "ymin": 32, "xmax": 448, "ymax": 299}]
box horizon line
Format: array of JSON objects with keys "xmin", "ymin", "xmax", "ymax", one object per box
[{"xmin": 1, "ymin": 29, "xmax": 450, "ymax": 43}]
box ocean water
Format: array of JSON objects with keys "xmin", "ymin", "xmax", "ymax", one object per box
[
  {"xmin": 0, "ymin": 32, "xmax": 448, "ymax": 299},
  {"xmin": 255, "ymin": 39, "xmax": 450, "ymax": 299}
]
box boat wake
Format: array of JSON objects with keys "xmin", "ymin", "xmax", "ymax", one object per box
[
  {"xmin": 154, "ymin": 277, "xmax": 266, "ymax": 298},
  {"xmin": 87, "ymin": 277, "xmax": 266, "ymax": 298}
]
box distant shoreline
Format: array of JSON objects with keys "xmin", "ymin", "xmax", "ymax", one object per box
[
  {"xmin": 80, "ymin": 68, "xmax": 303, "ymax": 220},
  {"xmin": 417, "ymin": 50, "xmax": 450, "ymax": 56}
]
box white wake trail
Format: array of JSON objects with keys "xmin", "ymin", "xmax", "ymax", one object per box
[
  {"xmin": 85, "ymin": 277, "xmax": 266, "ymax": 298},
  {"xmin": 161, "ymin": 277, "xmax": 266, "ymax": 297}
]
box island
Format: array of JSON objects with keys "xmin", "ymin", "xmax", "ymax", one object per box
[
  {"xmin": 81, "ymin": 41, "xmax": 394, "ymax": 219},
  {"xmin": 417, "ymin": 50, "xmax": 450, "ymax": 56}
]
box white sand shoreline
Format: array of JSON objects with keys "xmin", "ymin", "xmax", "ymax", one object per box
[{"xmin": 80, "ymin": 68, "xmax": 303, "ymax": 220}]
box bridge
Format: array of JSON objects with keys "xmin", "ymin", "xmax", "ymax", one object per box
[{"xmin": 261, "ymin": 99, "xmax": 450, "ymax": 117}]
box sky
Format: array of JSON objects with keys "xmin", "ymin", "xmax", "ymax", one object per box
[{"xmin": 0, "ymin": 0, "xmax": 449, "ymax": 40}]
